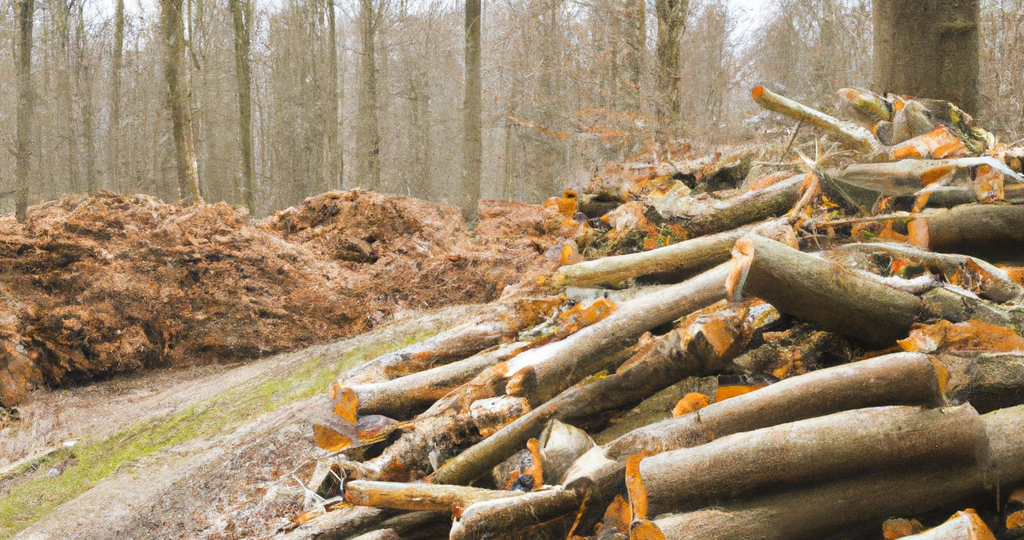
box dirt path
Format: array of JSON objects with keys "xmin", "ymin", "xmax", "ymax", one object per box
[{"xmin": 1, "ymin": 305, "xmax": 477, "ymax": 539}]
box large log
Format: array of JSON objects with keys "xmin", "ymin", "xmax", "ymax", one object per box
[
  {"xmin": 652, "ymin": 404, "xmax": 1024, "ymax": 540},
  {"xmin": 909, "ymin": 204, "xmax": 1024, "ymax": 262},
  {"xmin": 640, "ymin": 404, "xmax": 984, "ymax": 515},
  {"xmin": 734, "ymin": 234, "xmax": 924, "ymax": 347},
  {"xmin": 561, "ymin": 352, "xmax": 947, "ymax": 535}
]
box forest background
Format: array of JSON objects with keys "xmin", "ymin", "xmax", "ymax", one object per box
[{"xmin": 0, "ymin": 0, "xmax": 1021, "ymax": 218}]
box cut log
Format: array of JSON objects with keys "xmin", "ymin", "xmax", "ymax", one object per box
[
  {"xmin": 347, "ymin": 342, "xmax": 529, "ymax": 418},
  {"xmin": 649, "ymin": 176, "xmax": 804, "ymax": 238},
  {"xmin": 909, "ymin": 204, "xmax": 1024, "ymax": 262},
  {"xmin": 341, "ymin": 299, "xmax": 558, "ymax": 385},
  {"xmin": 561, "ymin": 352, "xmax": 947, "ymax": 535},
  {"xmin": 838, "ymin": 157, "xmax": 1023, "ymax": 198},
  {"xmin": 431, "ymin": 297, "xmax": 758, "ymax": 486},
  {"xmin": 751, "ymin": 86, "xmax": 886, "ymax": 155},
  {"xmin": 554, "ymin": 225, "xmax": 753, "ymax": 289},
  {"xmin": 640, "ymin": 404, "xmax": 984, "ymax": 515},
  {"xmin": 652, "ymin": 404, "xmax": 1024, "ymax": 540},
  {"xmin": 449, "ymin": 489, "xmax": 580, "ymax": 540},
  {"xmin": 733, "ymin": 234, "xmax": 923, "ymax": 347},
  {"xmin": 344, "ymin": 480, "xmax": 523, "ymax": 514},
  {"xmin": 942, "ymin": 352, "xmax": 1024, "ymax": 414},
  {"xmin": 502, "ymin": 262, "xmax": 732, "ymax": 407}
]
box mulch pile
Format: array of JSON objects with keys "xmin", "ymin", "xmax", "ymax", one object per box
[{"xmin": 0, "ymin": 190, "xmax": 581, "ymax": 406}]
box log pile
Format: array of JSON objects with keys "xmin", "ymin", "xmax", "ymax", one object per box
[{"xmin": 288, "ymin": 86, "xmax": 1024, "ymax": 540}]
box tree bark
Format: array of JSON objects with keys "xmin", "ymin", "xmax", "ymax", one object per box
[
  {"xmin": 230, "ymin": 0, "xmax": 256, "ymax": 213},
  {"xmin": 359, "ymin": 0, "xmax": 382, "ymax": 191},
  {"xmin": 14, "ymin": 0, "xmax": 34, "ymax": 222},
  {"xmin": 909, "ymin": 204, "xmax": 1024, "ymax": 261},
  {"xmin": 450, "ymin": 489, "xmax": 580, "ymax": 540},
  {"xmin": 345, "ymin": 480, "xmax": 525, "ymax": 513},
  {"xmin": 111, "ymin": 0, "xmax": 124, "ymax": 193},
  {"xmin": 161, "ymin": 0, "xmax": 202, "ymax": 200},
  {"xmin": 653, "ymin": 405, "xmax": 1024, "ymax": 540},
  {"xmin": 655, "ymin": 0, "xmax": 687, "ymax": 123},
  {"xmin": 461, "ymin": 0, "xmax": 482, "ymax": 222},
  {"xmin": 873, "ymin": 0, "xmax": 980, "ymax": 114},
  {"xmin": 640, "ymin": 404, "xmax": 984, "ymax": 515},
  {"xmin": 734, "ymin": 234, "xmax": 924, "ymax": 347},
  {"xmin": 326, "ymin": 0, "xmax": 342, "ymax": 193}
]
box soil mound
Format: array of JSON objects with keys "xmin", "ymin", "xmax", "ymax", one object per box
[{"xmin": 0, "ymin": 191, "xmax": 572, "ymax": 407}]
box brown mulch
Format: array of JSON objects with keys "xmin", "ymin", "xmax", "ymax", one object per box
[{"xmin": 0, "ymin": 190, "xmax": 582, "ymax": 406}]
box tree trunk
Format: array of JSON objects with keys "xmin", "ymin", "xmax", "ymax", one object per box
[
  {"xmin": 230, "ymin": 0, "xmax": 255, "ymax": 213},
  {"xmin": 14, "ymin": 0, "xmax": 34, "ymax": 222},
  {"xmin": 161, "ymin": 0, "xmax": 202, "ymax": 200},
  {"xmin": 461, "ymin": 0, "xmax": 483, "ymax": 222},
  {"xmin": 76, "ymin": 6, "xmax": 96, "ymax": 195},
  {"xmin": 873, "ymin": 0, "xmax": 980, "ymax": 114},
  {"xmin": 624, "ymin": 0, "xmax": 645, "ymax": 110},
  {"xmin": 326, "ymin": 0, "xmax": 342, "ymax": 192},
  {"xmin": 655, "ymin": 0, "xmax": 688, "ymax": 123},
  {"xmin": 359, "ymin": 0, "xmax": 381, "ymax": 191},
  {"xmin": 110, "ymin": 0, "xmax": 124, "ymax": 193}
]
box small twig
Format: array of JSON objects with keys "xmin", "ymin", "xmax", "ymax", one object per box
[{"xmin": 778, "ymin": 120, "xmax": 803, "ymax": 161}]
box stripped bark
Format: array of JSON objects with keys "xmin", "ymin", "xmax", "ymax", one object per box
[
  {"xmin": 734, "ymin": 234, "xmax": 923, "ymax": 347},
  {"xmin": 640, "ymin": 404, "xmax": 984, "ymax": 515},
  {"xmin": 652, "ymin": 405, "xmax": 1024, "ymax": 540}
]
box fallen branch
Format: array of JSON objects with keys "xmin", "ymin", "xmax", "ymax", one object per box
[
  {"xmin": 640, "ymin": 404, "xmax": 984, "ymax": 515},
  {"xmin": 650, "ymin": 175, "xmax": 804, "ymax": 237},
  {"xmin": 838, "ymin": 242, "xmax": 1024, "ymax": 304},
  {"xmin": 652, "ymin": 404, "xmax": 1024, "ymax": 540},
  {"xmin": 342, "ymin": 299, "xmax": 558, "ymax": 385},
  {"xmin": 348, "ymin": 342, "xmax": 529, "ymax": 417},
  {"xmin": 751, "ymin": 86, "xmax": 886, "ymax": 155}
]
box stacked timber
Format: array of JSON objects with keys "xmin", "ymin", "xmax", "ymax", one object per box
[{"xmin": 285, "ymin": 86, "xmax": 1024, "ymax": 540}]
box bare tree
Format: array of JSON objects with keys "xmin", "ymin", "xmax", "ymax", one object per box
[
  {"xmin": 110, "ymin": 0, "xmax": 124, "ymax": 192},
  {"xmin": 656, "ymin": 0, "xmax": 688, "ymax": 124},
  {"xmin": 230, "ymin": 0, "xmax": 256, "ymax": 212},
  {"xmin": 460, "ymin": 0, "xmax": 482, "ymax": 220},
  {"xmin": 161, "ymin": 0, "xmax": 202, "ymax": 199},
  {"xmin": 358, "ymin": 0, "xmax": 382, "ymax": 190},
  {"xmin": 14, "ymin": 0, "xmax": 35, "ymax": 222},
  {"xmin": 873, "ymin": 0, "xmax": 980, "ymax": 113},
  {"xmin": 326, "ymin": 0, "xmax": 342, "ymax": 191}
]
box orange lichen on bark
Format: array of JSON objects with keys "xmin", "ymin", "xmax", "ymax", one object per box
[
  {"xmin": 524, "ymin": 438, "xmax": 544, "ymax": 490},
  {"xmin": 629, "ymin": 519, "xmax": 667, "ymax": 540},
  {"xmin": 597, "ymin": 494, "xmax": 632, "ymax": 536},
  {"xmin": 726, "ymin": 236, "xmax": 755, "ymax": 302},
  {"xmin": 715, "ymin": 383, "xmax": 769, "ymax": 402},
  {"xmin": 882, "ymin": 517, "xmax": 925, "ymax": 539},
  {"xmin": 671, "ymin": 392, "xmax": 710, "ymax": 417},
  {"xmin": 625, "ymin": 453, "xmax": 651, "ymax": 521},
  {"xmin": 889, "ymin": 125, "xmax": 968, "ymax": 160},
  {"xmin": 331, "ymin": 385, "xmax": 359, "ymax": 423},
  {"xmin": 898, "ymin": 319, "xmax": 1024, "ymax": 353}
]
